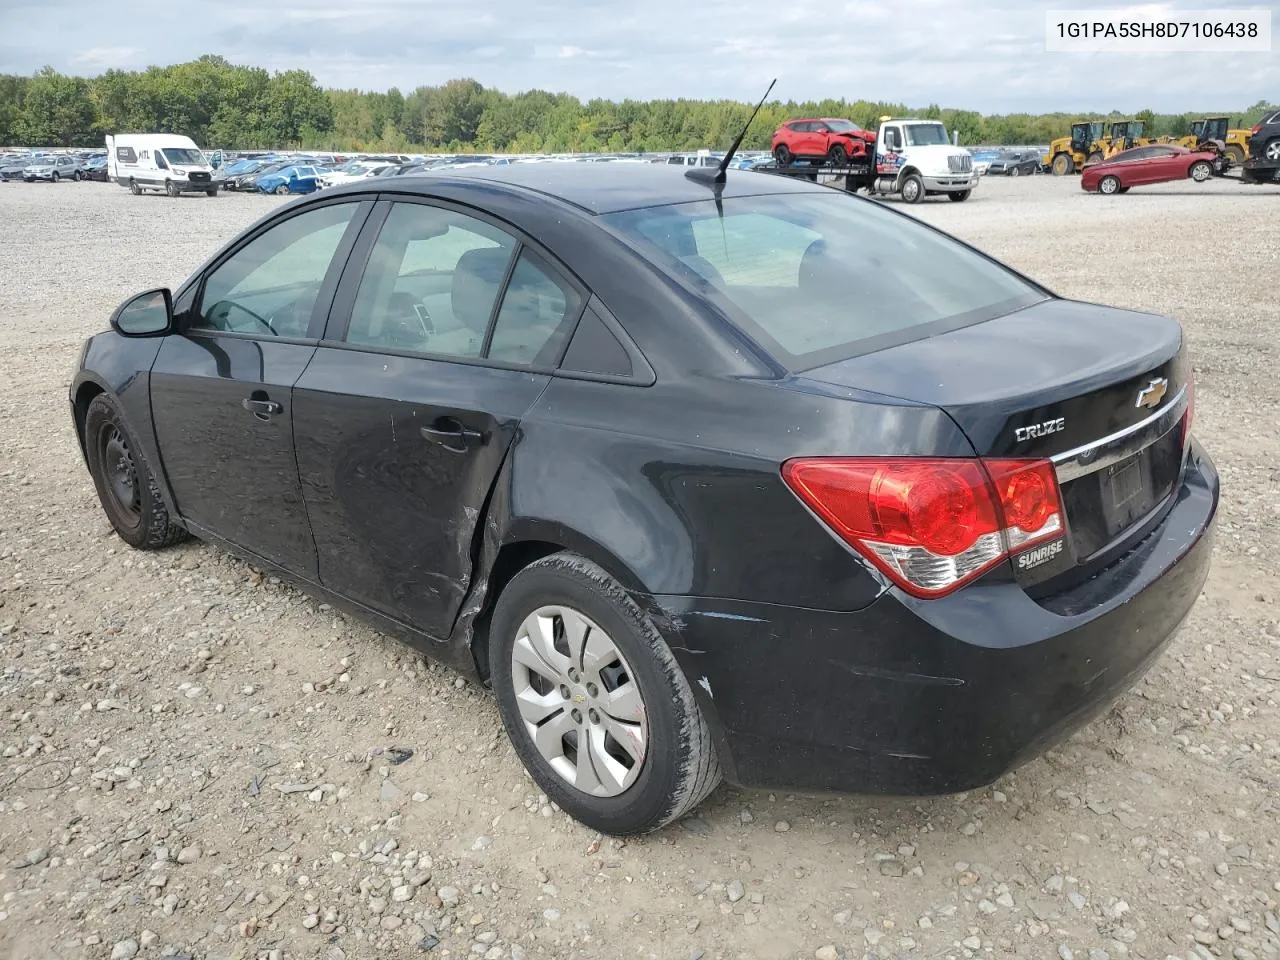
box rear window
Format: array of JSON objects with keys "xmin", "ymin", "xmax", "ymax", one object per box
[{"xmin": 599, "ymin": 193, "xmax": 1046, "ymax": 370}]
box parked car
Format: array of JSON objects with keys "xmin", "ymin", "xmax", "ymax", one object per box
[
  {"xmin": 1246, "ymin": 108, "xmax": 1280, "ymax": 163},
  {"xmin": 23, "ymin": 154, "xmax": 84, "ymax": 182},
  {"xmin": 70, "ymin": 164, "xmax": 1217, "ymax": 837},
  {"xmin": 229, "ymin": 160, "xmax": 291, "ymax": 192},
  {"xmin": 986, "ymin": 149, "xmax": 1041, "ymax": 177},
  {"xmin": 1081, "ymin": 144, "xmax": 1218, "ymax": 194},
  {"xmin": 82, "ymin": 155, "xmax": 110, "ymax": 181},
  {"xmin": 967, "ymin": 148, "xmax": 1002, "ymax": 176},
  {"xmin": 0, "ymin": 154, "xmax": 32, "ymax": 181},
  {"xmin": 256, "ymin": 164, "xmax": 322, "ymax": 195},
  {"xmin": 771, "ymin": 118, "xmax": 875, "ymax": 166}
]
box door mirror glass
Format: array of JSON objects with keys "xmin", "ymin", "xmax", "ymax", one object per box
[{"xmin": 110, "ymin": 288, "xmax": 173, "ymax": 337}]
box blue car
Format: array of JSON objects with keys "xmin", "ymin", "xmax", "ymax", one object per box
[{"xmin": 256, "ymin": 165, "xmax": 321, "ymax": 195}]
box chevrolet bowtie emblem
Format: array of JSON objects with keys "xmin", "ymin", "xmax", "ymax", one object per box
[{"xmin": 1135, "ymin": 377, "xmax": 1168, "ymax": 409}]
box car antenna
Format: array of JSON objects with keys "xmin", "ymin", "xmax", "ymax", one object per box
[{"xmin": 686, "ymin": 78, "xmax": 777, "ymax": 187}]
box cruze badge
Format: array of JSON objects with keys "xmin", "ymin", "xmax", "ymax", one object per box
[
  {"xmin": 1014, "ymin": 417, "xmax": 1065, "ymax": 442},
  {"xmin": 1135, "ymin": 377, "xmax": 1168, "ymax": 409}
]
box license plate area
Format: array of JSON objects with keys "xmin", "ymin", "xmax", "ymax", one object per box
[{"xmin": 1058, "ymin": 428, "xmax": 1182, "ymax": 561}]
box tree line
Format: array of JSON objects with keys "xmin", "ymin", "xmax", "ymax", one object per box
[{"xmin": 1, "ymin": 55, "xmax": 1274, "ymax": 153}]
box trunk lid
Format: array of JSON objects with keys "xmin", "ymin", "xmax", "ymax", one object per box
[{"xmin": 798, "ymin": 298, "xmax": 1191, "ymax": 590}]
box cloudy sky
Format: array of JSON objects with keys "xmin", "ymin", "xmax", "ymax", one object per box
[{"xmin": 1, "ymin": 0, "xmax": 1276, "ymax": 112}]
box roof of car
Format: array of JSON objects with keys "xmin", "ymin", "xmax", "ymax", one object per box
[{"xmin": 367, "ymin": 162, "xmax": 830, "ymax": 215}]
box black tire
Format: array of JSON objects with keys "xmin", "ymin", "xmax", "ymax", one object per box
[
  {"xmin": 1086, "ymin": 151, "xmax": 1104, "ymax": 165},
  {"xmin": 772, "ymin": 144, "xmax": 792, "ymax": 166},
  {"xmin": 900, "ymin": 172, "xmax": 925, "ymax": 204},
  {"xmin": 51, "ymin": 172, "xmax": 59, "ymax": 183},
  {"xmin": 84, "ymin": 394, "xmax": 188, "ymax": 550},
  {"xmin": 129, "ymin": 180, "xmax": 141, "ymax": 195},
  {"xmin": 1008, "ymin": 165, "xmax": 1020, "ymax": 177},
  {"xmin": 827, "ymin": 143, "xmax": 848, "ymax": 166},
  {"xmin": 1052, "ymin": 153, "xmax": 1074, "ymax": 176},
  {"xmin": 165, "ymin": 180, "xmax": 179, "ymax": 197},
  {"xmin": 1264, "ymin": 138, "xmax": 1280, "ymax": 162},
  {"xmin": 1225, "ymin": 144, "xmax": 1246, "ymax": 165},
  {"xmin": 206, "ymin": 187, "xmax": 218, "ymax": 197},
  {"xmin": 72, "ymin": 170, "xmax": 82, "ymax": 182},
  {"xmin": 1189, "ymin": 160, "xmax": 1213, "ymax": 183},
  {"xmin": 948, "ymin": 189, "xmax": 971, "ymax": 202},
  {"xmin": 1098, "ymin": 175, "xmax": 1122, "ymax": 195},
  {"xmin": 489, "ymin": 552, "xmax": 721, "ymax": 836},
  {"xmin": 1117, "ymin": 186, "xmax": 1130, "ymax": 193}
]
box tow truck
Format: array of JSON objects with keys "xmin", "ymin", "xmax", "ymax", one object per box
[{"xmin": 753, "ymin": 116, "xmax": 979, "ymax": 203}]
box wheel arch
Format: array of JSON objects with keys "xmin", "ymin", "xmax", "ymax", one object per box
[{"xmin": 72, "ymin": 377, "xmax": 108, "ymax": 464}]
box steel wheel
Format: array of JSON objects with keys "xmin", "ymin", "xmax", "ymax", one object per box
[
  {"xmin": 98, "ymin": 422, "xmax": 141, "ymax": 525},
  {"xmin": 510, "ymin": 605, "xmax": 648, "ymax": 797}
]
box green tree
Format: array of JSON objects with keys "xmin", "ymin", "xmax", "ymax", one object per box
[{"xmin": 18, "ymin": 67, "xmax": 95, "ymax": 145}]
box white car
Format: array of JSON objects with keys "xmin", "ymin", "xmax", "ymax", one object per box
[{"xmin": 319, "ymin": 163, "xmax": 394, "ymax": 189}]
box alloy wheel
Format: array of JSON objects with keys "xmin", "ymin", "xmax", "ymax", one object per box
[{"xmin": 509, "ymin": 605, "xmax": 648, "ymax": 797}]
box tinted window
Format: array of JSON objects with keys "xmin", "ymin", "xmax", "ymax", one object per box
[
  {"xmin": 601, "ymin": 193, "xmax": 1044, "ymax": 369},
  {"xmin": 116, "ymin": 147, "xmax": 137, "ymax": 163},
  {"xmin": 559, "ymin": 305, "xmax": 633, "ymax": 378},
  {"xmin": 196, "ymin": 202, "xmax": 358, "ymax": 337},
  {"xmin": 487, "ymin": 250, "xmax": 584, "ymax": 365},
  {"xmin": 345, "ymin": 202, "xmax": 516, "ymax": 358}
]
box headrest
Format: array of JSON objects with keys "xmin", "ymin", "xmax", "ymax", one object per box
[{"xmin": 452, "ymin": 247, "xmax": 511, "ymax": 332}]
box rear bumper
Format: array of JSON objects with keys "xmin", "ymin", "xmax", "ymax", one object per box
[{"xmin": 649, "ymin": 440, "xmax": 1218, "ymax": 796}]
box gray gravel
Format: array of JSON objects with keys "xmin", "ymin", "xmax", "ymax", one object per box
[{"xmin": 1, "ymin": 174, "xmax": 1279, "ymax": 960}]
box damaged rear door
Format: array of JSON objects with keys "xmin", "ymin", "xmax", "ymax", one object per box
[{"xmin": 292, "ymin": 196, "xmax": 586, "ymax": 641}]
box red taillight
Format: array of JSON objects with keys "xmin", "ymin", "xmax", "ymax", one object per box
[
  {"xmin": 1252, "ymin": 124, "xmax": 1261, "ymax": 135},
  {"xmin": 782, "ymin": 457, "xmax": 1064, "ymax": 599}
]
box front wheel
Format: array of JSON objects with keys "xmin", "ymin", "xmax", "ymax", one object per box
[
  {"xmin": 489, "ymin": 553, "xmax": 722, "ymax": 836},
  {"xmin": 206, "ymin": 187, "xmax": 218, "ymax": 197},
  {"xmin": 84, "ymin": 394, "xmax": 188, "ymax": 550},
  {"xmin": 1098, "ymin": 175, "xmax": 1122, "ymax": 195},
  {"xmin": 1086, "ymin": 151, "xmax": 1104, "ymax": 165},
  {"xmin": 72, "ymin": 170, "xmax": 82, "ymax": 181},
  {"xmin": 1189, "ymin": 160, "xmax": 1213, "ymax": 183},
  {"xmin": 165, "ymin": 180, "xmax": 179, "ymax": 197},
  {"xmin": 900, "ymin": 173, "xmax": 925, "ymax": 204},
  {"xmin": 1008, "ymin": 165, "xmax": 1020, "ymax": 177},
  {"xmin": 51, "ymin": 172, "xmax": 59, "ymax": 183},
  {"xmin": 275, "ymin": 183, "xmax": 290, "ymax": 195},
  {"xmin": 827, "ymin": 143, "xmax": 848, "ymax": 166},
  {"xmin": 948, "ymin": 189, "xmax": 971, "ymax": 202}
]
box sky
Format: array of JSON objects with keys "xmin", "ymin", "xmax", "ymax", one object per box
[{"xmin": 1, "ymin": 0, "xmax": 1277, "ymax": 113}]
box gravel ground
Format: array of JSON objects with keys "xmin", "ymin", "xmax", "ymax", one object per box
[{"xmin": 1, "ymin": 174, "xmax": 1279, "ymax": 960}]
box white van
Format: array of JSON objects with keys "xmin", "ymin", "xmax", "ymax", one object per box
[{"xmin": 105, "ymin": 134, "xmax": 218, "ymax": 197}]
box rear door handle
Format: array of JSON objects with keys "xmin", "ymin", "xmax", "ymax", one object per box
[
  {"xmin": 420, "ymin": 418, "xmax": 486, "ymax": 453},
  {"xmin": 242, "ymin": 397, "xmax": 283, "ymax": 420}
]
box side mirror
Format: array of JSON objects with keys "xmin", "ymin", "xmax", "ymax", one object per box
[{"xmin": 110, "ymin": 288, "xmax": 173, "ymax": 337}]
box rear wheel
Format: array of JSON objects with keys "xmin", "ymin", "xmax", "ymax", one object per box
[
  {"xmin": 489, "ymin": 552, "xmax": 721, "ymax": 836},
  {"xmin": 1225, "ymin": 144, "xmax": 1246, "ymax": 165},
  {"xmin": 1098, "ymin": 175, "xmax": 1121, "ymax": 195},
  {"xmin": 1051, "ymin": 153, "xmax": 1074, "ymax": 176},
  {"xmin": 772, "ymin": 144, "xmax": 792, "ymax": 166},
  {"xmin": 84, "ymin": 394, "xmax": 188, "ymax": 550},
  {"xmin": 129, "ymin": 179, "xmax": 141, "ymax": 195},
  {"xmin": 1265, "ymin": 139, "xmax": 1280, "ymax": 162},
  {"xmin": 1189, "ymin": 160, "xmax": 1213, "ymax": 183},
  {"xmin": 900, "ymin": 173, "xmax": 925, "ymax": 204},
  {"xmin": 1086, "ymin": 151, "xmax": 1104, "ymax": 165},
  {"xmin": 948, "ymin": 189, "xmax": 971, "ymax": 202}
]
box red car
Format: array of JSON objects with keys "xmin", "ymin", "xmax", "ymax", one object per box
[
  {"xmin": 1081, "ymin": 144, "xmax": 1217, "ymax": 194},
  {"xmin": 772, "ymin": 118, "xmax": 875, "ymax": 166}
]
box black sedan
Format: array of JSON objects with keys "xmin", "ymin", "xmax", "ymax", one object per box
[
  {"xmin": 986, "ymin": 149, "xmax": 1041, "ymax": 176},
  {"xmin": 70, "ymin": 164, "xmax": 1218, "ymax": 836}
]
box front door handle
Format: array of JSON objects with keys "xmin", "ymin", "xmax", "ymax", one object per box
[
  {"xmin": 242, "ymin": 397, "xmax": 283, "ymax": 420},
  {"xmin": 420, "ymin": 418, "xmax": 486, "ymax": 454}
]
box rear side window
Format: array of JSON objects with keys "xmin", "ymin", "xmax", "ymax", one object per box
[
  {"xmin": 600, "ymin": 193, "xmax": 1045, "ymax": 370},
  {"xmin": 116, "ymin": 147, "xmax": 137, "ymax": 163},
  {"xmin": 486, "ymin": 250, "xmax": 584, "ymax": 365}
]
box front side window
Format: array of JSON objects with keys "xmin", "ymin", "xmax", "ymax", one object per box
[
  {"xmin": 601, "ymin": 193, "xmax": 1045, "ymax": 369},
  {"xmin": 825, "ymin": 120, "xmax": 863, "ymax": 133},
  {"xmin": 195, "ymin": 202, "xmax": 358, "ymax": 337},
  {"xmin": 905, "ymin": 123, "xmax": 949, "ymax": 146},
  {"xmin": 345, "ymin": 202, "xmax": 516, "ymax": 359}
]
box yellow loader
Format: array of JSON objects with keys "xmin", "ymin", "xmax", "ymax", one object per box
[{"xmin": 1044, "ymin": 120, "xmax": 1106, "ymax": 175}]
